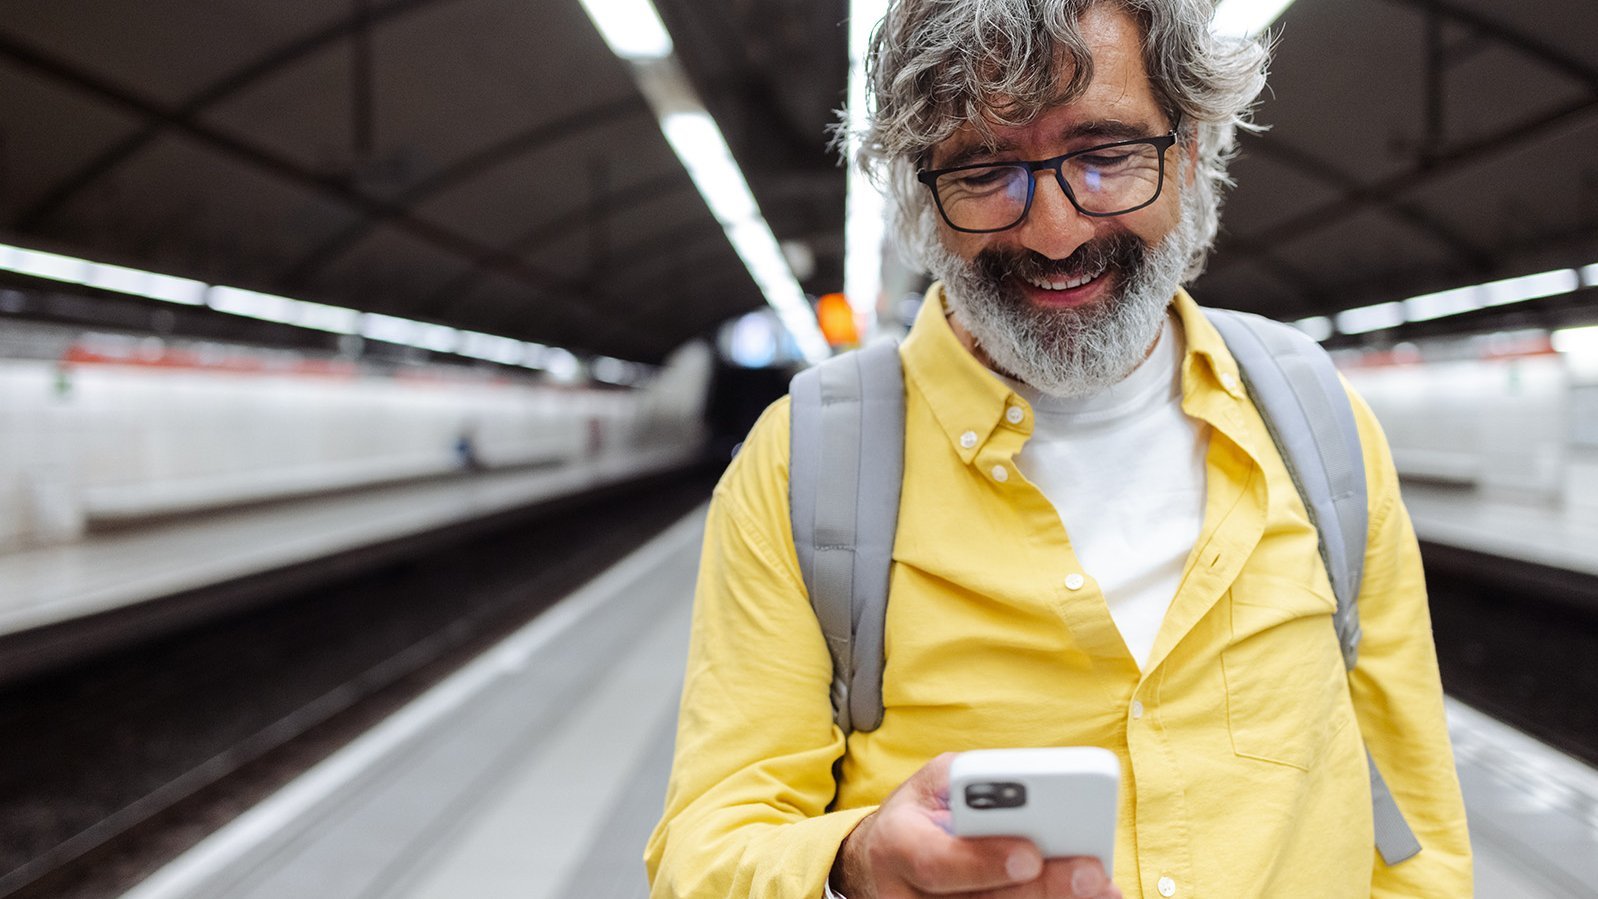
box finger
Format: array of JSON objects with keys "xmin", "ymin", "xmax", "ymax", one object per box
[
  {"xmin": 1039, "ymin": 856, "xmax": 1117, "ymax": 898},
  {"xmin": 885, "ymin": 831, "xmax": 1043, "ymax": 894},
  {"xmin": 911, "ymin": 751, "xmax": 957, "ymax": 810}
]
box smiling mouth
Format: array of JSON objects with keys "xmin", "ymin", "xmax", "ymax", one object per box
[{"xmin": 1020, "ymin": 261, "xmax": 1109, "ymax": 292}]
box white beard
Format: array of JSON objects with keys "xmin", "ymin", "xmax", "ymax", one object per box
[{"xmin": 928, "ymin": 189, "xmax": 1200, "ymax": 398}]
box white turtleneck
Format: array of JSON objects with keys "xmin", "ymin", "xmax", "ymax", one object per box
[{"xmin": 1005, "ymin": 315, "xmax": 1209, "ymax": 670}]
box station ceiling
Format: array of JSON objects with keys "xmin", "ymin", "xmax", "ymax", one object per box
[{"xmin": 0, "ymin": 0, "xmax": 1594, "ymax": 363}]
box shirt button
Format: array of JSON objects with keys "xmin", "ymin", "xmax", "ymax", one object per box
[
  {"xmin": 1005, "ymin": 405, "xmax": 1024, "ymax": 424},
  {"xmin": 1220, "ymin": 372, "xmax": 1238, "ymax": 391},
  {"xmin": 1130, "ymin": 700, "xmax": 1144, "ymax": 719},
  {"xmin": 960, "ymin": 430, "xmax": 978, "ymax": 449},
  {"xmin": 1064, "ymin": 572, "xmax": 1085, "ymax": 590},
  {"xmin": 990, "ymin": 464, "xmax": 1008, "ymax": 482},
  {"xmin": 1158, "ymin": 876, "xmax": 1177, "ymax": 897}
]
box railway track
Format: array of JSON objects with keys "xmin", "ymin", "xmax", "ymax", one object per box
[
  {"xmin": 0, "ymin": 469, "xmax": 716, "ymax": 899},
  {"xmin": 1424, "ymin": 543, "xmax": 1598, "ymax": 768}
]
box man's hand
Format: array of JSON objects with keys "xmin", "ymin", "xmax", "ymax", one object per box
[{"xmin": 833, "ymin": 753, "xmax": 1122, "ymax": 898}]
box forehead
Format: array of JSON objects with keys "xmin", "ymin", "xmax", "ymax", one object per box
[{"xmin": 930, "ymin": 5, "xmax": 1164, "ymax": 165}]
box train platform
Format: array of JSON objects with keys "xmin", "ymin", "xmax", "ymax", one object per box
[
  {"xmin": 1403, "ymin": 481, "xmax": 1598, "ymax": 580},
  {"xmin": 0, "ymin": 446, "xmax": 698, "ymax": 680},
  {"xmin": 113, "ymin": 503, "xmax": 1598, "ymax": 899}
]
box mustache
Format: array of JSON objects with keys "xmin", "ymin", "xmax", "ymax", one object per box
[{"xmin": 973, "ymin": 232, "xmax": 1146, "ymax": 285}]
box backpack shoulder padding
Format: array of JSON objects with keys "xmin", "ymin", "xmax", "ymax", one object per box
[{"xmin": 789, "ymin": 339, "xmax": 903, "ymax": 734}]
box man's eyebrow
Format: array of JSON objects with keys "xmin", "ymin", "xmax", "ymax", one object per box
[
  {"xmin": 934, "ymin": 140, "xmax": 1015, "ymax": 170},
  {"xmin": 1061, "ymin": 119, "xmax": 1163, "ymax": 142},
  {"xmin": 932, "ymin": 119, "xmax": 1166, "ymax": 169}
]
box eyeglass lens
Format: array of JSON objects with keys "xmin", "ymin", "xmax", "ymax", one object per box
[{"xmin": 934, "ymin": 142, "xmax": 1166, "ymax": 231}]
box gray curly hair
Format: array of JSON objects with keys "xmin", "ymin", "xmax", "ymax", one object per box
[{"xmin": 854, "ymin": 0, "xmax": 1270, "ymax": 280}]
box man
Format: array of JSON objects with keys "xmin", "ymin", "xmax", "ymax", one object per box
[{"xmin": 646, "ymin": 1, "xmax": 1473, "ymax": 896}]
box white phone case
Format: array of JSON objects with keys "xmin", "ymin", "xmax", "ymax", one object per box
[{"xmin": 948, "ymin": 747, "xmax": 1120, "ymax": 875}]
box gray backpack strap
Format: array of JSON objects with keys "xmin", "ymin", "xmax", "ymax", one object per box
[
  {"xmin": 789, "ymin": 339, "xmax": 904, "ymax": 735},
  {"xmin": 1206, "ymin": 308, "xmax": 1422, "ymax": 865}
]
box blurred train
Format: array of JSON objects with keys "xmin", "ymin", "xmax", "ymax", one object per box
[
  {"xmin": 1339, "ymin": 328, "xmax": 1598, "ymax": 518},
  {"xmin": 0, "ymin": 319, "xmax": 713, "ymax": 554}
]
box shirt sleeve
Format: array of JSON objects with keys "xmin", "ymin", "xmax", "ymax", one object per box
[
  {"xmin": 1343, "ymin": 383, "xmax": 1475, "ymax": 896},
  {"xmin": 645, "ymin": 400, "xmax": 877, "ymax": 898}
]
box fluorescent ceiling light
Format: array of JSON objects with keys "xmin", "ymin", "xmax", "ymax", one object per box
[
  {"xmin": 1324, "ymin": 263, "xmax": 1594, "ymax": 339},
  {"xmin": 208, "ymin": 289, "xmax": 358, "ymax": 336},
  {"xmin": 294, "ymin": 301, "xmax": 362, "ymax": 335},
  {"xmin": 3, "ymin": 244, "xmax": 91, "ymax": 284},
  {"xmin": 520, "ymin": 342, "xmax": 548, "ymax": 369},
  {"xmin": 661, "ymin": 113, "xmax": 758, "ymax": 225},
  {"xmin": 1336, "ymin": 301, "xmax": 1405, "ymax": 335},
  {"xmin": 86, "ymin": 262, "xmax": 154, "ymax": 296},
  {"xmin": 1479, "ymin": 268, "xmax": 1579, "ymax": 307},
  {"xmin": 0, "ymin": 240, "xmax": 206, "ymax": 305},
  {"xmin": 88, "ymin": 261, "xmax": 208, "ymax": 306},
  {"xmin": 0, "ymin": 239, "xmax": 617, "ymax": 377},
  {"xmin": 1291, "ymin": 316, "xmax": 1332, "ymax": 342},
  {"xmin": 207, "ymin": 286, "xmax": 298, "ymax": 324},
  {"xmin": 139, "ymin": 273, "xmax": 208, "ymax": 306},
  {"xmin": 359, "ymin": 312, "xmax": 424, "ymax": 345},
  {"xmin": 1403, "ymin": 285, "xmax": 1480, "ymax": 323},
  {"xmin": 658, "ymin": 112, "xmax": 828, "ymax": 361},
  {"xmin": 543, "ymin": 346, "xmax": 583, "ymax": 383},
  {"xmin": 459, "ymin": 330, "xmax": 527, "ymax": 365},
  {"xmin": 1211, "ymin": 0, "xmax": 1299, "ymax": 37},
  {"xmin": 413, "ymin": 322, "xmax": 459, "ymax": 354},
  {"xmin": 602, "ymin": 26, "xmax": 830, "ymax": 363},
  {"xmin": 576, "ymin": 0, "xmax": 673, "ymax": 60}
]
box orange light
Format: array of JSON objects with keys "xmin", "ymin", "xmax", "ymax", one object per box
[{"xmin": 816, "ymin": 293, "xmax": 859, "ymax": 347}]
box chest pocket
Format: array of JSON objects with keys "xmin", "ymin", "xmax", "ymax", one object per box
[{"xmin": 1220, "ymin": 573, "xmax": 1349, "ymax": 770}]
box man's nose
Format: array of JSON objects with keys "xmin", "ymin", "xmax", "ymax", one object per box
[{"xmin": 1014, "ymin": 170, "xmax": 1094, "ymax": 261}]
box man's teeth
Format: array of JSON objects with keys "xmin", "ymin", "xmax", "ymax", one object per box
[{"xmin": 1024, "ymin": 269, "xmax": 1103, "ymax": 291}]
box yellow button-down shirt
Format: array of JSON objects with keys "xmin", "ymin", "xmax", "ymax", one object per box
[{"xmin": 647, "ymin": 288, "xmax": 1472, "ymax": 898}]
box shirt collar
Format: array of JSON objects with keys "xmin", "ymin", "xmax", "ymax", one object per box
[
  {"xmin": 900, "ymin": 283, "xmax": 1022, "ymax": 464},
  {"xmin": 899, "ymin": 284, "xmax": 1247, "ymax": 462},
  {"xmin": 1170, "ymin": 288, "xmax": 1247, "ymax": 402}
]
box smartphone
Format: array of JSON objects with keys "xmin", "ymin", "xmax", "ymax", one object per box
[{"xmin": 948, "ymin": 747, "xmax": 1120, "ymax": 875}]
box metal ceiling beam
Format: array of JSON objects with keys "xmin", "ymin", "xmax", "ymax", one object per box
[
  {"xmin": 277, "ymin": 96, "xmax": 649, "ymax": 288},
  {"xmin": 441, "ymin": 217, "xmax": 735, "ymax": 344},
  {"xmin": 1202, "ymin": 230, "xmax": 1332, "ymax": 316},
  {"xmin": 1219, "ymin": 1, "xmax": 1598, "ymax": 291},
  {"xmin": 1376, "ymin": 0, "xmax": 1598, "ymax": 94},
  {"xmin": 598, "ymin": 224, "xmax": 738, "ymax": 296},
  {"xmin": 11, "ymin": 0, "xmax": 469, "ymax": 232},
  {"xmin": 1212, "ymin": 94, "xmax": 1598, "ymax": 278},
  {"xmin": 579, "ymin": 229, "xmax": 757, "ymax": 347},
  {"xmin": 1236, "ymin": 134, "xmax": 1493, "ymax": 270},
  {"xmin": 0, "ymin": 29, "xmax": 617, "ymax": 337},
  {"xmin": 413, "ymin": 172, "xmax": 693, "ymax": 318}
]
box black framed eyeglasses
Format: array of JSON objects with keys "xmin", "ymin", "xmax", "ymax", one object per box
[{"xmin": 916, "ymin": 130, "xmax": 1180, "ymax": 233}]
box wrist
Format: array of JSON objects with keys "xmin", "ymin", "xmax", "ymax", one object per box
[{"xmin": 832, "ymin": 812, "xmax": 876, "ymax": 899}]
